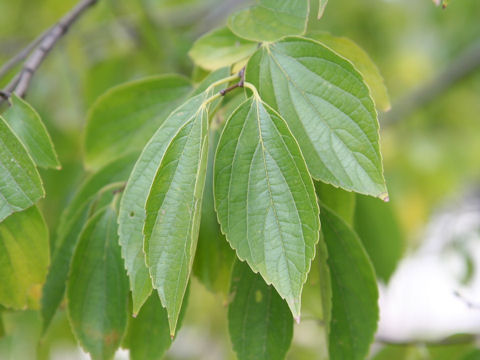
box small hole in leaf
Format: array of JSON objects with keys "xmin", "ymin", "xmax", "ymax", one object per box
[{"xmin": 129, "ymin": 211, "xmax": 135, "ymax": 218}]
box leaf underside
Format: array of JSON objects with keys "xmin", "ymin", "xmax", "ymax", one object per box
[
  {"xmin": 214, "ymin": 96, "xmax": 319, "ymax": 319},
  {"xmin": 246, "ymin": 36, "xmax": 387, "ymax": 199}
]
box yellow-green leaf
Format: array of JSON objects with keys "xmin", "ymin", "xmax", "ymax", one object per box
[{"xmin": 0, "ymin": 206, "xmax": 49, "ymax": 309}]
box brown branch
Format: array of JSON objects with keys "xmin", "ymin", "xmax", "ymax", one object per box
[
  {"xmin": 0, "ymin": 0, "xmax": 99, "ymax": 107},
  {"xmin": 382, "ymin": 40, "xmax": 480, "ymax": 126},
  {"xmin": 220, "ymin": 67, "xmax": 245, "ymax": 96}
]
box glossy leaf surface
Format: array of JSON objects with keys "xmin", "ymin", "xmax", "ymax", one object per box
[
  {"xmin": 320, "ymin": 205, "xmax": 378, "ymax": 360},
  {"xmin": 354, "ymin": 195, "xmax": 404, "ymax": 282},
  {"xmin": 215, "ymin": 96, "xmax": 319, "ymax": 319},
  {"xmin": 246, "ymin": 36, "xmax": 387, "ymax": 199},
  {"xmin": 228, "ymin": 260, "xmax": 293, "ymax": 360}
]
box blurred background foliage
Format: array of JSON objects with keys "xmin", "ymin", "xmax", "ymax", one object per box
[{"xmin": 0, "ymin": 0, "xmax": 479, "ymax": 359}]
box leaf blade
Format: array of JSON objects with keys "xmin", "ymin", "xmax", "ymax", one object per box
[
  {"xmin": 214, "ymin": 96, "xmax": 319, "ymax": 319},
  {"xmin": 246, "ymin": 36, "xmax": 387, "ymax": 198},
  {"xmin": 0, "ymin": 116, "xmax": 44, "ymax": 222},
  {"xmin": 67, "ymin": 205, "xmax": 129, "ymax": 360},
  {"xmin": 4, "ymin": 94, "xmax": 60, "ymax": 169},
  {"xmin": 228, "ymin": 0, "xmax": 309, "ymax": 42},
  {"xmin": 189, "ymin": 27, "xmax": 257, "ymax": 71},
  {"xmin": 320, "ymin": 205, "xmax": 379, "ymax": 360},
  {"xmin": 118, "ymin": 94, "xmax": 207, "ymax": 316},
  {"xmin": 143, "ymin": 102, "xmax": 209, "ymax": 335},
  {"xmin": 307, "ymin": 32, "xmax": 391, "ymax": 111},
  {"xmin": 0, "ymin": 206, "xmax": 49, "ymax": 309},
  {"xmin": 84, "ymin": 75, "xmax": 192, "ymax": 170},
  {"xmin": 228, "ymin": 260, "xmax": 293, "ymax": 360}
]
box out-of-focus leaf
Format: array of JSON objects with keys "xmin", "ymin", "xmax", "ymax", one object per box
[
  {"xmin": 307, "ymin": 32, "xmax": 391, "ymax": 111},
  {"xmin": 124, "ymin": 288, "xmax": 189, "ymax": 360},
  {"xmin": 67, "ymin": 205, "xmax": 129, "ymax": 360},
  {"xmin": 0, "ymin": 206, "xmax": 49, "ymax": 309},
  {"xmin": 428, "ymin": 335, "xmax": 477, "ymax": 360},
  {"xmin": 228, "ymin": 0, "xmax": 309, "ymax": 42},
  {"xmin": 315, "ymin": 181, "xmax": 356, "ymax": 225},
  {"xmin": 189, "ymin": 27, "xmax": 257, "ymax": 71},
  {"xmin": 118, "ymin": 94, "xmax": 207, "ymax": 317},
  {"xmin": 144, "ymin": 98, "xmax": 208, "ymax": 336},
  {"xmin": 321, "ymin": 205, "xmax": 378, "ymax": 360},
  {"xmin": 41, "ymin": 155, "xmax": 135, "ymax": 333},
  {"xmin": 193, "ymin": 128, "xmax": 234, "ymax": 295},
  {"xmin": 354, "ymin": 195, "xmax": 404, "ymax": 282},
  {"xmin": 4, "ymin": 94, "xmax": 60, "ymax": 169},
  {"xmin": 372, "ymin": 345, "xmax": 425, "ymax": 360},
  {"xmin": 84, "ymin": 75, "xmax": 192, "ymax": 169},
  {"xmin": 0, "ymin": 116, "xmax": 44, "ymax": 222},
  {"xmin": 214, "ymin": 96, "xmax": 319, "ymax": 320},
  {"xmin": 246, "ymin": 37, "xmax": 388, "ymax": 199},
  {"xmin": 228, "ymin": 260, "xmax": 293, "ymax": 360}
]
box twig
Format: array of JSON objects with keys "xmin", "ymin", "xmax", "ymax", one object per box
[
  {"xmin": 220, "ymin": 67, "xmax": 245, "ymax": 96},
  {"xmin": 0, "ymin": 27, "xmax": 51, "ymax": 80},
  {"xmin": 0, "ymin": 0, "xmax": 99, "ymax": 107},
  {"xmin": 382, "ymin": 40, "xmax": 480, "ymax": 126}
]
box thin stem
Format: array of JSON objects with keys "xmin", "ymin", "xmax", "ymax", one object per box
[
  {"xmin": 0, "ymin": 27, "xmax": 52, "ymax": 81},
  {"xmin": 243, "ymin": 81, "xmax": 260, "ymax": 99},
  {"xmin": 0, "ymin": 0, "xmax": 99, "ymax": 107},
  {"xmin": 205, "ymin": 72, "xmax": 242, "ymax": 95}
]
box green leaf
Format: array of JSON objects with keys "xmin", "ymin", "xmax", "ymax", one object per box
[
  {"xmin": 144, "ymin": 98, "xmax": 208, "ymax": 336},
  {"xmin": 214, "ymin": 96, "xmax": 319, "ymax": 319},
  {"xmin": 4, "ymin": 94, "xmax": 60, "ymax": 169},
  {"xmin": 124, "ymin": 288, "xmax": 189, "ymax": 360},
  {"xmin": 84, "ymin": 75, "xmax": 192, "ymax": 169},
  {"xmin": 318, "ymin": 0, "xmax": 328, "ymax": 19},
  {"xmin": 118, "ymin": 94, "xmax": 208, "ymax": 316},
  {"xmin": 320, "ymin": 205, "xmax": 378, "ymax": 360},
  {"xmin": 193, "ymin": 129, "xmax": 235, "ymax": 294},
  {"xmin": 307, "ymin": 32, "xmax": 391, "ymax": 111},
  {"xmin": 228, "ymin": 260, "xmax": 293, "ymax": 360},
  {"xmin": 67, "ymin": 205, "xmax": 129, "ymax": 360},
  {"xmin": 372, "ymin": 345, "xmax": 425, "ymax": 360},
  {"xmin": 0, "ymin": 206, "xmax": 49, "ymax": 309},
  {"xmin": 189, "ymin": 27, "xmax": 257, "ymax": 71},
  {"xmin": 354, "ymin": 195, "xmax": 404, "ymax": 282},
  {"xmin": 246, "ymin": 36, "xmax": 388, "ymax": 199},
  {"xmin": 315, "ymin": 181, "xmax": 356, "ymax": 225},
  {"xmin": 228, "ymin": 0, "xmax": 309, "ymax": 42},
  {"xmin": 41, "ymin": 180, "xmax": 127, "ymax": 334},
  {"xmin": 0, "ymin": 116, "xmax": 44, "ymax": 222},
  {"xmin": 41, "ymin": 155, "xmax": 135, "ymax": 333}
]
